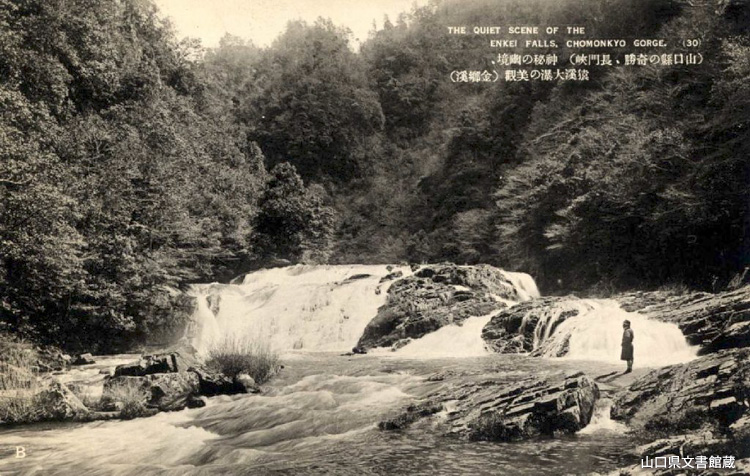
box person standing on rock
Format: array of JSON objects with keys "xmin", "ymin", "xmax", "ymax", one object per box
[{"xmin": 621, "ymin": 320, "xmax": 634, "ymax": 373}]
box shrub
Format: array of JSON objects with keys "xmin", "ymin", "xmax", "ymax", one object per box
[
  {"xmin": 206, "ymin": 336, "xmax": 279, "ymax": 384},
  {"xmin": 0, "ymin": 334, "xmax": 42, "ymax": 423}
]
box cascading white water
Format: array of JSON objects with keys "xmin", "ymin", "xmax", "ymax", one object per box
[
  {"xmin": 577, "ymin": 398, "xmax": 628, "ymax": 435},
  {"xmin": 520, "ymin": 300, "xmax": 599, "ymax": 351},
  {"xmin": 500, "ymin": 271, "xmax": 541, "ymax": 301},
  {"xmin": 391, "ymin": 312, "xmax": 501, "ymax": 358},
  {"xmin": 538, "ymin": 299, "xmax": 697, "ymax": 366},
  {"xmin": 188, "ymin": 265, "xmax": 410, "ymax": 355},
  {"xmin": 187, "ymin": 264, "xmax": 694, "ymax": 368}
]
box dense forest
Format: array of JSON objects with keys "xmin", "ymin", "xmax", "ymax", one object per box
[{"xmin": 1, "ymin": 0, "xmax": 748, "ymax": 352}]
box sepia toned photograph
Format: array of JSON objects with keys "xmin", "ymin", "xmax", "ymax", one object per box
[{"xmin": 0, "ymin": 0, "xmax": 748, "ymax": 474}]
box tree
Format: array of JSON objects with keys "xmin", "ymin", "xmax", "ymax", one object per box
[
  {"xmin": 241, "ymin": 19, "xmax": 384, "ymax": 182},
  {"xmin": 253, "ymin": 163, "xmax": 336, "ymax": 263}
]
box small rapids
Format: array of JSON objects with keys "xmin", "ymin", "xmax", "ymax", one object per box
[{"xmin": 578, "ymin": 398, "xmax": 628, "ymax": 435}]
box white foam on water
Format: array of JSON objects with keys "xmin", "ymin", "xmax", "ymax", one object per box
[
  {"xmin": 542, "ymin": 299, "xmax": 697, "ymax": 367},
  {"xmin": 189, "ymin": 265, "xmax": 410, "ymax": 354},
  {"xmin": 578, "ymin": 398, "xmax": 628, "ymax": 435},
  {"xmin": 391, "ymin": 312, "xmax": 499, "ymax": 358},
  {"xmin": 500, "ymin": 271, "xmax": 541, "ymax": 301}
]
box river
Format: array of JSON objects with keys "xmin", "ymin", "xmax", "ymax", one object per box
[
  {"xmin": 0, "ymin": 353, "xmax": 645, "ymax": 475},
  {"xmin": 0, "ymin": 264, "xmax": 694, "ymax": 475}
]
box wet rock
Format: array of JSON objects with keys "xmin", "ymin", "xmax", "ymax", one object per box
[
  {"xmin": 346, "ymin": 273, "xmax": 372, "ymax": 281},
  {"xmin": 378, "ymin": 401, "xmax": 443, "ymax": 430},
  {"xmin": 189, "ymin": 367, "xmax": 244, "ymax": 396},
  {"xmin": 616, "ymin": 286, "xmax": 750, "ymax": 354},
  {"xmin": 481, "ymin": 297, "xmax": 590, "ymax": 355},
  {"xmin": 379, "ymin": 371, "xmax": 599, "ymax": 442},
  {"xmin": 391, "ymin": 338, "xmax": 413, "ymax": 351},
  {"xmin": 236, "ymin": 374, "xmax": 261, "ymax": 394},
  {"xmin": 379, "ymin": 270, "xmax": 404, "ymax": 283},
  {"xmin": 35, "ymin": 382, "xmax": 89, "ymax": 421},
  {"xmin": 186, "ymin": 395, "xmax": 207, "ymax": 409},
  {"xmin": 114, "ymin": 353, "xmax": 179, "ymax": 377},
  {"xmin": 611, "ymin": 348, "xmax": 750, "ymax": 432},
  {"xmin": 356, "ymin": 264, "xmax": 525, "ymax": 351},
  {"xmin": 206, "ymin": 294, "xmax": 221, "ymax": 317},
  {"xmin": 72, "ymin": 353, "xmax": 95, "ymax": 365},
  {"xmin": 103, "ymin": 373, "xmax": 200, "ymax": 412}
]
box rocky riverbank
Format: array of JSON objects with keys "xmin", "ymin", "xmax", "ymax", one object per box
[
  {"xmin": 616, "ymin": 286, "xmax": 750, "ymax": 354},
  {"xmin": 600, "ymin": 286, "xmax": 750, "ymax": 475},
  {"xmin": 0, "ymin": 345, "xmax": 274, "ymax": 425}
]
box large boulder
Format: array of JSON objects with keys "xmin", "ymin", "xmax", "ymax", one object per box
[
  {"xmin": 379, "ymin": 371, "xmax": 599, "ymax": 442},
  {"xmin": 103, "ymin": 372, "xmax": 200, "ymax": 412},
  {"xmin": 72, "ymin": 353, "xmax": 95, "ymax": 365},
  {"xmin": 616, "ymin": 286, "xmax": 750, "ymax": 354},
  {"xmin": 35, "ymin": 382, "xmax": 89, "ymax": 421},
  {"xmin": 189, "ymin": 366, "xmax": 246, "ymax": 396},
  {"xmin": 355, "ymin": 264, "xmax": 532, "ymax": 351}
]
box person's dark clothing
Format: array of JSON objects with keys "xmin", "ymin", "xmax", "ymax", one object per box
[{"xmin": 621, "ymin": 328, "xmax": 634, "ymax": 361}]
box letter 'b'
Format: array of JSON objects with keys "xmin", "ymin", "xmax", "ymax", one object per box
[{"xmin": 16, "ymin": 446, "xmax": 26, "ymax": 458}]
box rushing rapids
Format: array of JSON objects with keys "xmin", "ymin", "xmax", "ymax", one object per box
[{"xmin": 0, "ymin": 264, "xmax": 703, "ymax": 475}]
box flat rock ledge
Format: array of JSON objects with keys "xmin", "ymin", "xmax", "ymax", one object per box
[
  {"xmin": 355, "ymin": 264, "xmax": 528, "ymax": 352},
  {"xmin": 379, "ymin": 371, "xmax": 599, "ymax": 442}
]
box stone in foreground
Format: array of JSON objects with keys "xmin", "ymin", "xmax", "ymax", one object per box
[{"xmin": 379, "ymin": 371, "xmax": 599, "ymax": 442}]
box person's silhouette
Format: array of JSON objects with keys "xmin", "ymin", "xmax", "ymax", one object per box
[{"xmin": 621, "ymin": 320, "xmax": 634, "ymax": 373}]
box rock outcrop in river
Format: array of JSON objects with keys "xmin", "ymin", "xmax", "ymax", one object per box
[
  {"xmin": 612, "ymin": 348, "xmax": 749, "ymax": 432},
  {"xmin": 380, "ymin": 370, "xmax": 599, "ymax": 442},
  {"xmin": 355, "ymin": 264, "xmax": 536, "ymax": 352},
  {"xmin": 480, "ymin": 297, "xmax": 591, "ymax": 355}
]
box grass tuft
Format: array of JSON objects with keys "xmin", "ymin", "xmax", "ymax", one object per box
[
  {"xmin": 206, "ymin": 336, "xmax": 279, "ymax": 384},
  {"xmin": 0, "ymin": 334, "xmax": 42, "ymax": 423},
  {"xmin": 106, "ymin": 379, "xmax": 150, "ymax": 420}
]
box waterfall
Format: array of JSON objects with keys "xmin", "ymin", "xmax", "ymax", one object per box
[
  {"xmin": 500, "ymin": 271, "xmax": 541, "ymax": 301},
  {"xmin": 188, "ymin": 265, "xmax": 409, "ymax": 355},
  {"xmin": 522, "ymin": 300, "xmax": 599, "ymax": 351},
  {"xmin": 537, "ymin": 299, "xmax": 697, "ymax": 366}
]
